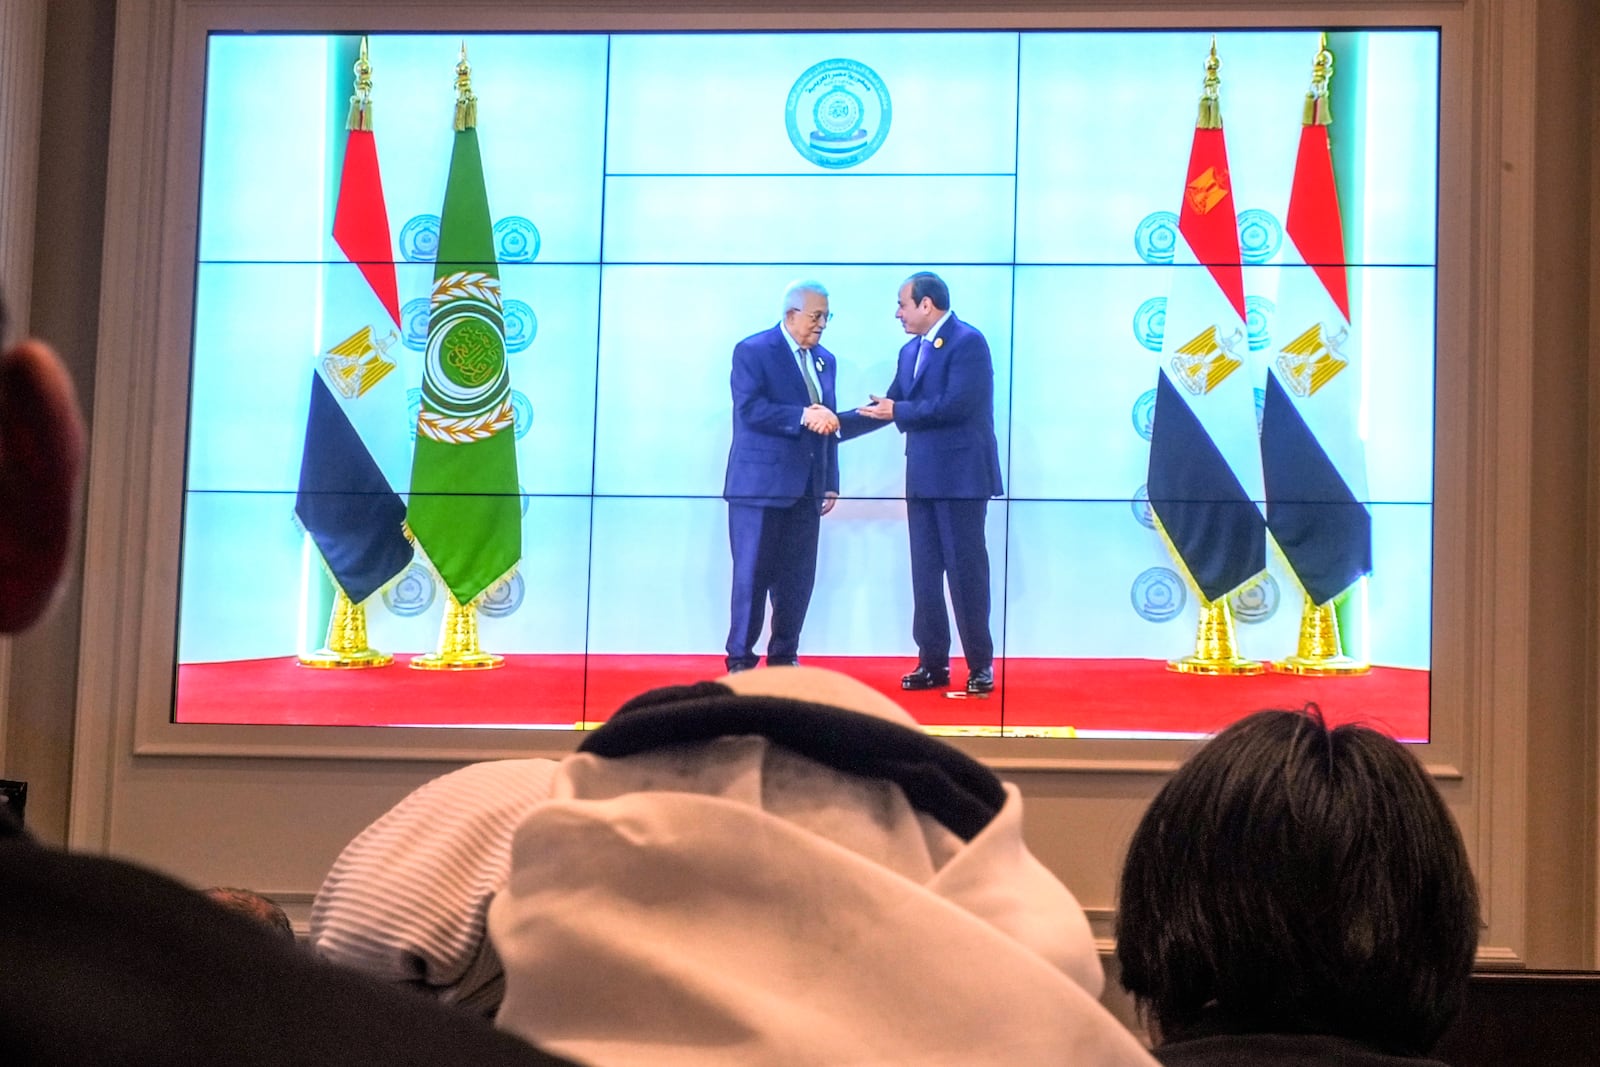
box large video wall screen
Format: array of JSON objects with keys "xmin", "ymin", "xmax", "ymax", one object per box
[{"xmin": 178, "ymin": 29, "xmax": 1439, "ymax": 738}]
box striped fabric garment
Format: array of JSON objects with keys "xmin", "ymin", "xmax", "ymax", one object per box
[{"xmin": 310, "ymin": 758, "xmax": 558, "ymax": 1015}]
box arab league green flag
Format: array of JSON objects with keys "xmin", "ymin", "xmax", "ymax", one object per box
[{"xmin": 406, "ymin": 84, "xmax": 521, "ymax": 606}]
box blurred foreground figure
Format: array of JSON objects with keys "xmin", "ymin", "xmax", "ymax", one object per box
[
  {"xmin": 489, "ymin": 666, "xmax": 1157, "ymax": 1066},
  {"xmin": 312, "ymin": 757, "xmax": 559, "ymax": 1014},
  {"xmin": 1117, "ymin": 708, "xmax": 1480, "ymax": 1065},
  {"xmin": 0, "ymin": 316, "xmax": 575, "ymax": 1066}
]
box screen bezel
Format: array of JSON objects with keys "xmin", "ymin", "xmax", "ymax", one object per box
[{"xmin": 79, "ymin": 2, "xmax": 1468, "ymax": 781}]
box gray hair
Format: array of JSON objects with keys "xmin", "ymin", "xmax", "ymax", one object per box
[{"xmin": 781, "ymin": 280, "xmax": 828, "ymax": 317}]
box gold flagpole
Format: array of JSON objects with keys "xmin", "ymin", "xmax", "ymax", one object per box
[
  {"xmin": 1160, "ymin": 39, "xmax": 1262, "ymax": 678},
  {"xmin": 298, "ymin": 36, "xmax": 393, "ymax": 671},
  {"xmin": 1270, "ymin": 36, "xmax": 1368, "ymax": 678},
  {"xmin": 409, "ymin": 44, "xmax": 506, "ymax": 672}
]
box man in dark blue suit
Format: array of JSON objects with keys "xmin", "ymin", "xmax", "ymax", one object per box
[
  {"xmin": 723, "ymin": 281, "xmax": 841, "ymax": 672},
  {"xmin": 842, "ymin": 272, "xmax": 1003, "ymax": 694}
]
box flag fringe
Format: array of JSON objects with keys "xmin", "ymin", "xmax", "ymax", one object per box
[
  {"xmin": 400, "ymin": 523, "xmax": 516, "ymax": 610},
  {"xmin": 467, "ymin": 563, "xmax": 521, "ymax": 611},
  {"xmin": 296, "ymin": 523, "xmax": 359, "ymax": 605},
  {"xmin": 1149, "ymin": 507, "xmax": 1265, "ymax": 609},
  {"xmin": 1266, "ymin": 526, "xmax": 1361, "ymax": 609},
  {"xmin": 297, "ymin": 519, "xmax": 412, "ymax": 605}
]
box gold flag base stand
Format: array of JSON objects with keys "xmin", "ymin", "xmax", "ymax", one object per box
[
  {"xmin": 298, "ymin": 590, "xmax": 393, "ymax": 669},
  {"xmin": 1273, "ymin": 595, "xmax": 1370, "ymax": 676},
  {"xmin": 1168, "ymin": 597, "xmax": 1265, "ymax": 676},
  {"xmin": 411, "ymin": 593, "xmax": 503, "ymax": 670}
]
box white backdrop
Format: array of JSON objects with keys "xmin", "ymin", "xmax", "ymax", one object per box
[{"xmin": 179, "ymin": 29, "xmax": 1438, "ymax": 669}]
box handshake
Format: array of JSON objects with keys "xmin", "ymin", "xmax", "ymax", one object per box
[{"xmin": 802, "ymin": 404, "xmax": 839, "ymax": 435}]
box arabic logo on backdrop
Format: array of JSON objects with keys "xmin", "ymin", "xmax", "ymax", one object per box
[{"xmin": 787, "ymin": 59, "xmax": 892, "ymax": 169}]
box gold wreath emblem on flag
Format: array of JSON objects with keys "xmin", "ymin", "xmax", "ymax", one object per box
[
  {"xmin": 1276, "ymin": 322, "xmax": 1349, "ymax": 398},
  {"xmin": 416, "ymin": 397, "xmax": 516, "ymax": 444},
  {"xmin": 1185, "ymin": 165, "xmax": 1231, "ymax": 215},
  {"xmin": 322, "ymin": 325, "xmax": 398, "ymax": 400},
  {"xmin": 1171, "ymin": 324, "xmax": 1243, "ymax": 396}
]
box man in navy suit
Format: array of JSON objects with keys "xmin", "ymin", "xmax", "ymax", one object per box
[
  {"xmin": 842, "ymin": 272, "xmax": 1003, "ymax": 695},
  {"xmin": 723, "ymin": 281, "xmax": 841, "ymax": 672}
]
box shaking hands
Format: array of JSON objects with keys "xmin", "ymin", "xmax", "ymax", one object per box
[{"xmin": 802, "ymin": 404, "xmax": 840, "ymax": 435}]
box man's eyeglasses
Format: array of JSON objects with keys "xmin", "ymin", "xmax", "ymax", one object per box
[{"xmin": 794, "ymin": 309, "xmax": 833, "ymax": 324}]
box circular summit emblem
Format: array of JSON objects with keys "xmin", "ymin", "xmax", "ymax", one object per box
[
  {"xmin": 1230, "ymin": 572, "xmax": 1280, "ymax": 624},
  {"xmin": 786, "ymin": 59, "xmax": 891, "ymax": 169},
  {"xmin": 1131, "ymin": 567, "xmax": 1187, "ymax": 623},
  {"xmin": 401, "ymin": 298, "xmax": 431, "ymax": 352},
  {"xmin": 478, "ymin": 572, "xmax": 525, "ymax": 619},
  {"xmin": 383, "ymin": 562, "xmax": 437, "ymax": 618},
  {"xmin": 1132, "ymin": 297, "xmax": 1167, "ymax": 353},
  {"xmin": 1131, "ymin": 388, "xmax": 1158, "ymax": 442},
  {"xmin": 399, "ymin": 215, "xmax": 441, "ymax": 263}
]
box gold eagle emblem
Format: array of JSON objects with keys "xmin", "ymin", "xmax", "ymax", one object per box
[
  {"xmin": 321, "ymin": 325, "xmax": 398, "ymax": 400},
  {"xmin": 1276, "ymin": 322, "xmax": 1348, "ymax": 398},
  {"xmin": 1171, "ymin": 324, "xmax": 1244, "ymax": 396}
]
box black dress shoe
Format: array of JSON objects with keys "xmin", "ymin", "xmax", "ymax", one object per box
[
  {"xmin": 901, "ymin": 666, "xmax": 950, "ymax": 691},
  {"xmin": 966, "ymin": 667, "xmax": 995, "ymax": 694},
  {"xmin": 766, "ymin": 658, "xmax": 799, "ymax": 668}
]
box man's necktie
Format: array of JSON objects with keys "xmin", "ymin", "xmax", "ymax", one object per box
[
  {"xmin": 798, "ymin": 348, "xmax": 822, "ymax": 404},
  {"xmin": 913, "ymin": 337, "xmax": 933, "ymax": 380}
]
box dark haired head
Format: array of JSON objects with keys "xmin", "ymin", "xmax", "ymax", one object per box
[
  {"xmin": 903, "ymin": 271, "xmax": 949, "ymax": 312},
  {"xmin": 1116, "ymin": 707, "xmax": 1479, "ymax": 1055}
]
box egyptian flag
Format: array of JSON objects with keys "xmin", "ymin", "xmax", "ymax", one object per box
[
  {"xmin": 404, "ymin": 50, "xmax": 522, "ymax": 607},
  {"xmin": 1261, "ymin": 46, "xmax": 1372, "ymax": 605},
  {"xmin": 1146, "ymin": 47, "xmax": 1267, "ymax": 604},
  {"xmin": 293, "ymin": 42, "xmax": 414, "ymax": 606}
]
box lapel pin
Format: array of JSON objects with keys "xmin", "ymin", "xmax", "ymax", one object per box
[
  {"xmin": 814, "ymin": 355, "xmax": 826, "ymax": 374},
  {"xmin": 934, "ymin": 338, "xmax": 944, "ymax": 349}
]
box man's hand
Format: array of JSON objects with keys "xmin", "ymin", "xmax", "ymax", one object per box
[
  {"xmin": 821, "ymin": 491, "xmax": 838, "ymax": 516},
  {"xmin": 802, "ymin": 404, "xmax": 839, "ymax": 435},
  {"xmin": 857, "ymin": 395, "xmax": 894, "ymax": 421}
]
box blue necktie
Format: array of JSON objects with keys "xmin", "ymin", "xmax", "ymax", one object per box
[{"xmin": 913, "ymin": 337, "xmax": 933, "ymax": 380}]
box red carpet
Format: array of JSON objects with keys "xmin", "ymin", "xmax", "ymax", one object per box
[{"xmin": 176, "ymin": 655, "xmax": 1429, "ymax": 740}]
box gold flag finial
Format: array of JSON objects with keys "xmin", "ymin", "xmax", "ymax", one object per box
[
  {"xmin": 1303, "ymin": 32, "xmax": 1335, "ymax": 126},
  {"xmin": 454, "ymin": 41, "xmax": 478, "ymax": 131},
  {"xmin": 347, "ymin": 35, "xmax": 374, "ymax": 132},
  {"xmin": 1197, "ymin": 36, "xmax": 1222, "ymax": 130}
]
